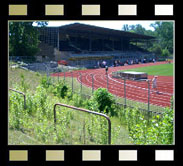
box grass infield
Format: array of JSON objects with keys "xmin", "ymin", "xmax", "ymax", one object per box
[{"xmin": 120, "ymin": 63, "xmax": 173, "ymax": 76}]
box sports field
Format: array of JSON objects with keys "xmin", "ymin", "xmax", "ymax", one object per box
[
  {"xmin": 52, "ymin": 61, "xmax": 174, "ymax": 108},
  {"xmin": 121, "ymin": 63, "xmax": 173, "ymax": 76}
]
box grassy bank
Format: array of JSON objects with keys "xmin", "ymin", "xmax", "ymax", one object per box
[
  {"xmin": 8, "ymin": 67, "xmax": 131, "ymax": 145},
  {"xmin": 8, "ymin": 66, "xmax": 173, "ymax": 145}
]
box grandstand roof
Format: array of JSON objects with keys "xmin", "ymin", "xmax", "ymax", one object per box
[{"xmin": 58, "ymin": 23, "xmax": 155, "ymax": 41}]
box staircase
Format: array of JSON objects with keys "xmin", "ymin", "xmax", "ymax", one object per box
[{"xmin": 35, "ymin": 42, "xmax": 55, "ymax": 61}]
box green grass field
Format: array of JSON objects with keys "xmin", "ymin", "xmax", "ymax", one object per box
[{"xmin": 121, "ymin": 63, "xmax": 173, "ymax": 76}]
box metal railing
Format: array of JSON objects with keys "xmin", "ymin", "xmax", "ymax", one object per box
[
  {"xmin": 12, "ymin": 62, "xmax": 171, "ymax": 114},
  {"xmin": 50, "ymin": 71, "xmax": 173, "ymax": 114},
  {"xmin": 53, "ymin": 103, "xmax": 111, "ymax": 144},
  {"xmin": 9, "ymin": 88, "xmax": 26, "ymax": 109}
]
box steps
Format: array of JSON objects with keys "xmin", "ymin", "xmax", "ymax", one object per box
[{"xmin": 36, "ymin": 42, "xmax": 55, "ymax": 61}]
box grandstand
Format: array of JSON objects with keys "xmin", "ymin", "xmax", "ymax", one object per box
[{"xmin": 36, "ymin": 23, "xmax": 156, "ymax": 68}]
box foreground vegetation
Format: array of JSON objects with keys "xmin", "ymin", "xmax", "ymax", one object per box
[{"xmin": 9, "ymin": 68, "xmax": 174, "ymax": 145}]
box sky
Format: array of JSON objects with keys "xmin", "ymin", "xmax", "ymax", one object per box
[{"xmin": 45, "ymin": 21, "xmax": 156, "ymax": 31}]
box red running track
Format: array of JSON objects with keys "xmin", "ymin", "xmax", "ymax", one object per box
[{"xmin": 52, "ymin": 61, "xmax": 174, "ymax": 107}]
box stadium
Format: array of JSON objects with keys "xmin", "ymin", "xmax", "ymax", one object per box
[
  {"xmin": 36, "ymin": 23, "xmax": 156, "ymax": 68},
  {"xmin": 8, "ymin": 22, "xmax": 174, "ymax": 145}
]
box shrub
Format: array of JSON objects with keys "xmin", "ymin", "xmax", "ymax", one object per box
[
  {"xmin": 92, "ymin": 88, "xmax": 115, "ymax": 115},
  {"xmin": 126, "ymin": 107, "xmax": 174, "ymax": 145},
  {"xmin": 71, "ymin": 94, "xmax": 84, "ymax": 107},
  {"xmin": 52, "ymin": 81, "xmax": 70, "ymax": 99},
  {"xmin": 40, "ymin": 76, "xmax": 52, "ymax": 89}
]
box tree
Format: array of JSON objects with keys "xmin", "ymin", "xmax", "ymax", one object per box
[
  {"xmin": 150, "ymin": 22, "xmax": 173, "ymax": 54},
  {"xmin": 121, "ymin": 22, "xmax": 174, "ymax": 56},
  {"xmin": 161, "ymin": 48, "xmax": 171, "ymax": 57},
  {"xmin": 149, "ymin": 44, "xmax": 162, "ymax": 56},
  {"xmin": 133, "ymin": 24, "xmax": 146, "ymax": 35},
  {"xmin": 122, "ymin": 24, "xmax": 130, "ymax": 31},
  {"xmin": 9, "ymin": 21, "xmax": 48, "ymax": 57}
]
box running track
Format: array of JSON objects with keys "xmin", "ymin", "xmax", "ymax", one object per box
[{"xmin": 52, "ymin": 61, "xmax": 174, "ymax": 107}]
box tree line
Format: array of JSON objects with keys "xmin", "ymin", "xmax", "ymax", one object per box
[{"xmin": 122, "ymin": 21, "xmax": 174, "ymax": 57}]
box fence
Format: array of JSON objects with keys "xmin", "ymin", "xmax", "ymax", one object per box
[
  {"xmin": 9, "ymin": 88, "xmax": 26, "ymax": 109},
  {"xmin": 9, "ymin": 56, "xmax": 36, "ymax": 63},
  {"xmin": 8, "ymin": 61, "xmax": 173, "ymax": 114},
  {"xmin": 53, "ymin": 103, "xmax": 111, "ymax": 144},
  {"xmin": 8, "ymin": 87, "xmax": 112, "ymax": 144},
  {"xmin": 50, "ymin": 70, "xmax": 173, "ymax": 114}
]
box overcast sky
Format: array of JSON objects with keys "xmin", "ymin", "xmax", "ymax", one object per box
[{"xmin": 44, "ymin": 21, "xmax": 156, "ymax": 31}]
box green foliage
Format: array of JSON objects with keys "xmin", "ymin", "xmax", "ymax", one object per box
[
  {"xmin": 71, "ymin": 94, "xmax": 84, "ymax": 107},
  {"xmin": 40, "ymin": 76, "xmax": 52, "ymax": 89},
  {"xmin": 122, "ymin": 24, "xmax": 130, "ymax": 31},
  {"xmin": 9, "ymin": 21, "xmax": 48, "ymax": 57},
  {"xmin": 53, "ymin": 81, "xmax": 69, "ymax": 99},
  {"xmin": 9, "ymin": 90, "xmax": 25, "ymax": 130},
  {"xmin": 20, "ymin": 74, "xmax": 29, "ymax": 93},
  {"xmin": 122, "ymin": 21, "xmax": 173, "ymax": 56},
  {"xmin": 170, "ymin": 96, "xmax": 174, "ymax": 110},
  {"xmin": 9, "ymin": 75, "xmax": 174, "ymax": 145},
  {"xmin": 84, "ymin": 98, "xmax": 99, "ymax": 112},
  {"xmin": 151, "ymin": 22, "xmax": 173, "ymax": 54},
  {"xmin": 161, "ymin": 48, "xmax": 171, "ymax": 57},
  {"xmin": 9, "ymin": 22, "xmax": 39, "ymax": 57},
  {"xmin": 128, "ymin": 24, "xmax": 147, "ymax": 35},
  {"xmin": 40, "ymin": 77, "xmax": 72, "ymax": 100},
  {"xmin": 9, "ymin": 84, "xmax": 117, "ymax": 144},
  {"xmin": 149, "ymin": 44, "xmax": 162, "ymax": 56},
  {"xmin": 120, "ymin": 107, "xmax": 174, "ymax": 145},
  {"xmin": 92, "ymin": 88, "xmax": 116, "ymax": 115}
]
